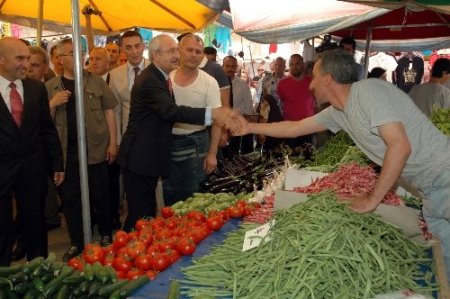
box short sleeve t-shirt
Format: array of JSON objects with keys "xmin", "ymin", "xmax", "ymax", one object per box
[
  {"xmin": 409, "ymin": 82, "xmax": 450, "ymax": 117},
  {"xmin": 315, "ymin": 78, "xmax": 450, "ymax": 191},
  {"xmin": 170, "ymin": 69, "xmax": 221, "ymax": 134}
]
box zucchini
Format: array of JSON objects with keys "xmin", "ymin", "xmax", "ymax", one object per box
[
  {"xmin": 108, "ymin": 288, "xmax": 122, "ymax": 299},
  {"xmin": 119, "ymin": 276, "xmax": 149, "ymax": 298},
  {"xmin": 42, "ymin": 276, "xmax": 64, "ymax": 298}
]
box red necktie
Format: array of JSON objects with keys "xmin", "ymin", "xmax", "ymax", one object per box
[
  {"xmin": 167, "ymin": 78, "xmax": 173, "ymax": 98},
  {"xmin": 9, "ymin": 82, "xmax": 23, "ymax": 127}
]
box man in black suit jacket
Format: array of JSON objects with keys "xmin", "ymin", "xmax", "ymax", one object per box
[
  {"xmin": 118, "ymin": 34, "xmax": 240, "ymax": 231},
  {"xmin": 0, "ymin": 37, "xmax": 64, "ymax": 266}
]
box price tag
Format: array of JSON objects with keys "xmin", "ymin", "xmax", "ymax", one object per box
[{"xmin": 242, "ymin": 220, "xmax": 275, "ymax": 252}]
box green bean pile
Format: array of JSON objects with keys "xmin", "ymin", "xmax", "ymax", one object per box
[
  {"xmin": 180, "ymin": 191, "xmax": 438, "ymax": 299},
  {"xmin": 302, "ymin": 131, "xmax": 368, "ymax": 172}
]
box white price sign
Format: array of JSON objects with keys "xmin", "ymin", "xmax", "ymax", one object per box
[{"xmin": 242, "ymin": 220, "xmax": 275, "ymax": 252}]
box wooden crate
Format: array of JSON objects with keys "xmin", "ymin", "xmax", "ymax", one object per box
[{"xmin": 432, "ymin": 239, "xmax": 450, "ymax": 299}]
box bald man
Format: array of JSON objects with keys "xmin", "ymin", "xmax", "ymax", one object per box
[{"xmin": 0, "ymin": 37, "xmax": 64, "ymax": 265}]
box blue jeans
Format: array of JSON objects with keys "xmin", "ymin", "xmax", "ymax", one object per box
[
  {"xmin": 421, "ymin": 169, "xmax": 450, "ymax": 283},
  {"xmin": 163, "ymin": 130, "xmax": 209, "ymax": 206}
]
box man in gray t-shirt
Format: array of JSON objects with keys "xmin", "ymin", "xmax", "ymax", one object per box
[{"xmin": 234, "ymin": 49, "xmax": 450, "ymax": 282}]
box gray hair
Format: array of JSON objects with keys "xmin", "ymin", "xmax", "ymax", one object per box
[
  {"xmin": 315, "ymin": 49, "xmax": 358, "ymax": 84},
  {"xmin": 90, "ymin": 47, "xmax": 110, "ymax": 63},
  {"xmin": 148, "ymin": 34, "xmax": 172, "ymax": 62},
  {"xmin": 28, "ymin": 46, "xmax": 49, "ymax": 64}
]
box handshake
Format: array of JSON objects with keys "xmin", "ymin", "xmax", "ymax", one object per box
[{"xmin": 211, "ymin": 106, "xmax": 247, "ymax": 136}]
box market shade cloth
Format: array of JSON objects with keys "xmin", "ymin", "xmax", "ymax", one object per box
[
  {"xmin": 0, "ymin": 0, "xmax": 219, "ymax": 34},
  {"xmin": 226, "ymin": 0, "xmax": 389, "ymax": 44},
  {"xmin": 333, "ymin": 0, "xmax": 450, "ymax": 51}
]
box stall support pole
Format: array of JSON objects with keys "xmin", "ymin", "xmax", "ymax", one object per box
[{"xmin": 70, "ymin": 0, "xmax": 92, "ymax": 245}]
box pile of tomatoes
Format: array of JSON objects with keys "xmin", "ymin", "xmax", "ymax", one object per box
[{"xmin": 68, "ymin": 200, "xmax": 259, "ymax": 281}]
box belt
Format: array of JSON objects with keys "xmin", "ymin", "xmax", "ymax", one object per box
[{"xmin": 172, "ymin": 129, "xmax": 207, "ymax": 139}]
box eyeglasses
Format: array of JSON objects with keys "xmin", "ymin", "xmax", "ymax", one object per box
[
  {"xmin": 157, "ymin": 48, "xmax": 179, "ymax": 55},
  {"xmin": 60, "ymin": 52, "xmax": 86, "ymax": 57}
]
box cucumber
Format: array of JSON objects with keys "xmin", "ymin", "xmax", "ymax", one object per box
[
  {"xmin": 98, "ymin": 280, "xmax": 128, "ymax": 297},
  {"xmin": 8, "ymin": 271, "xmax": 29, "ymax": 284},
  {"xmin": 83, "ymin": 264, "xmax": 95, "ymax": 282},
  {"xmin": 0, "ymin": 265, "xmax": 23, "ymax": 277},
  {"xmin": 42, "ymin": 276, "xmax": 64, "ymax": 298},
  {"xmin": 105, "ymin": 266, "xmax": 118, "ymax": 283},
  {"xmin": 108, "ymin": 288, "xmax": 122, "ymax": 299},
  {"xmin": 167, "ymin": 280, "xmax": 180, "ymax": 299},
  {"xmin": 54, "ymin": 284, "xmax": 69, "ymax": 299},
  {"xmin": 62, "ymin": 271, "xmax": 83, "ymax": 285},
  {"xmin": 79, "ymin": 280, "xmax": 90, "ymax": 293},
  {"xmin": 32, "ymin": 277, "xmax": 45, "ymax": 293},
  {"xmin": 40, "ymin": 253, "xmax": 56, "ymax": 271},
  {"xmin": 23, "ymin": 288, "xmax": 38, "ymax": 299},
  {"xmin": 119, "ymin": 276, "xmax": 150, "ymax": 298},
  {"xmin": 0, "ymin": 277, "xmax": 12, "ymax": 290},
  {"xmin": 22, "ymin": 257, "xmax": 45, "ymax": 274},
  {"xmin": 13, "ymin": 281, "xmax": 33, "ymax": 295},
  {"xmin": 40, "ymin": 272, "xmax": 54, "ymax": 283},
  {"xmin": 88, "ymin": 281, "xmax": 103, "ymax": 297},
  {"xmin": 5, "ymin": 289, "xmax": 19, "ymax": 299}
]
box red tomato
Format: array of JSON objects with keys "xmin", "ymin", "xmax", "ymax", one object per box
[
  {"xmin": 116, "ymin": 270, "xmax": 128, "ymax": 279},
  {"xmin": 151, "ymin": 218, "xmax": 166, "ymax": 230},
  {"xmin": 146, "ymin": 245, "xmax": 160, "ymax": 256},
  {"xmin": 103, "ymin": 254, "xmax": 115, "ymax": 267},
  {"xmin": 113, "ymin": 255, "xmax": 133, "ymax": 272},
  {"xmin": 236, "ymin": 200, "xmax": 247, "ymax": 209},
  {"xmin": 135, "ymin": 254, "xmax": 152, "ymax": 271},
  {"xmin": 127, "ymin": 268, "xmax": 144, "ymax": 280},
  {"xmin": 138, "ymin": 231, "xmax": 153, "ymax": 246},
  {"xmin": 103, "ymin": 245, "xmax": 115, "ymax": 256},
  {"xmin": 243, "ymin": 207, "xmax": 253, "ymax": 217},
  {"xmin": 67, "ymin": 257, "xmax": 84, "ymax": 270},
  {"xmin": 187, "ymin": 210, "xmax": 203, "ymax": 221},
  {"xmin": 83, "ymin": 244, "xmax": 105, "ymax": 264},
  {"xmin": 126, "ymin": 241, "xmax": 146, "ymax": 259},
  {"xmin": 206, "ymin": 215, "xmax": 224, "ymax": 231},
  {"xmin": 218, "ymin": 210, "xmax": 229, "ymax": 223},
  {"xmin": 165, "ymin": 219, "xmax": 178, "ymax": 230},
  {"xmin": 113, "ymin": 230, "xmax": 129, "ymax": 249},
  {"xmin": 161, "ymin": 207, "xmax": 175, "ymax": 218},
  {"xmin": 150, "ymin": 253, "xmax": 171, "ymax": 272},
  {"xmin": 188, "ymin": 229, "xmax": 203, "ymax": 244},
  {"xmin": 135, "ymin": 218, "xmax": 149, "ymax": 231},
  {"xmin": 164, "ymin": 249, "xmax": 180, "ymax": 264},
  {"xmin": 177, "ymin": 237, "xmax": 196, "ymax": 256},
  {"xmin": 228, "ymin": 206, "xmax": 244, "ymax": 218},
  {"xmin": 146, "ymin": 270, "xmax": 158, "ymax": 280},
  {"xmin": 158, "ymin": 242, "xmax": 174, "ymax": 253},
  {"xmin": 128, "ymin": 230, "xmax": 139, "ymax": 241}
]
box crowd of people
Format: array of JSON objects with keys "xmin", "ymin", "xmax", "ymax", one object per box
[{"xmin": 0, "ymin": 30, "xmax": 449, "ymax": 285}]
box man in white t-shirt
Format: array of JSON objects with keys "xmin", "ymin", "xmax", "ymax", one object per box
[
  {"xmin": 162, "ymin": 34, "xmax": 222, "ymax": 206},
  {"xmin": 233, "ymin": 49, "xmax": 450, "ymax": 282}
]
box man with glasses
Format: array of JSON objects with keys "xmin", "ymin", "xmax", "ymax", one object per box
[
  {"xmin": 46, "ymin": 38, "xmax": 118, "ymax": 261},
  {"xmin": 118, "ymin": 34, "xmax": 241, "ymax": 231}
]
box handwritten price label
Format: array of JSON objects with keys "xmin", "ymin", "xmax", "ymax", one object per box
[{"xmin": 242, "ymin": 220, "xmax": 275, "ymax": 252}]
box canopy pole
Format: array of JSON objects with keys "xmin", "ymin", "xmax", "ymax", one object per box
[
  {"xmin": 36, "ymin": 0, "xmax": 44, "ymax": 45},
  {"xmin": 70, "ymin": 0, "xmax": 92, "ymax": 245},
  {"xmin": 363, "ymin": 21, "xmax": 373, "ymax": 79}
]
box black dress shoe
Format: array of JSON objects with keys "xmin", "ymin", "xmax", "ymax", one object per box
[
  {"xmin": 62, "ymin": 246, "xmax": 81, "ymax": 262},
  {"xmin": 11, "ymin": 246, "xmax": 26, "ymax": 261}
]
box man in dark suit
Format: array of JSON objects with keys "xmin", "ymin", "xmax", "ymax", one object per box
[
  {"xmin": 0, "ymin": 37, "xmax": 64, "ymax": 266},
  {"xmin": 118, "ymin": 34, "xmax": 241, "ymax": 232}
]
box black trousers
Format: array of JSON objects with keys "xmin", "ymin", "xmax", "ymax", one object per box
[
  {"xmin": 0, "ymin": 171, "xmax": 47, "ymax": 266},
  {"xmin": 108, "ymin": 161, "xmax": 121, "ymax": 222},
  {"xmin": 122, "ymin": 167, "xmax": 158, "ymax": 232},
  {"xmin": 59, "ymin": 151, "xmax": 112, "ymax": 248}
]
